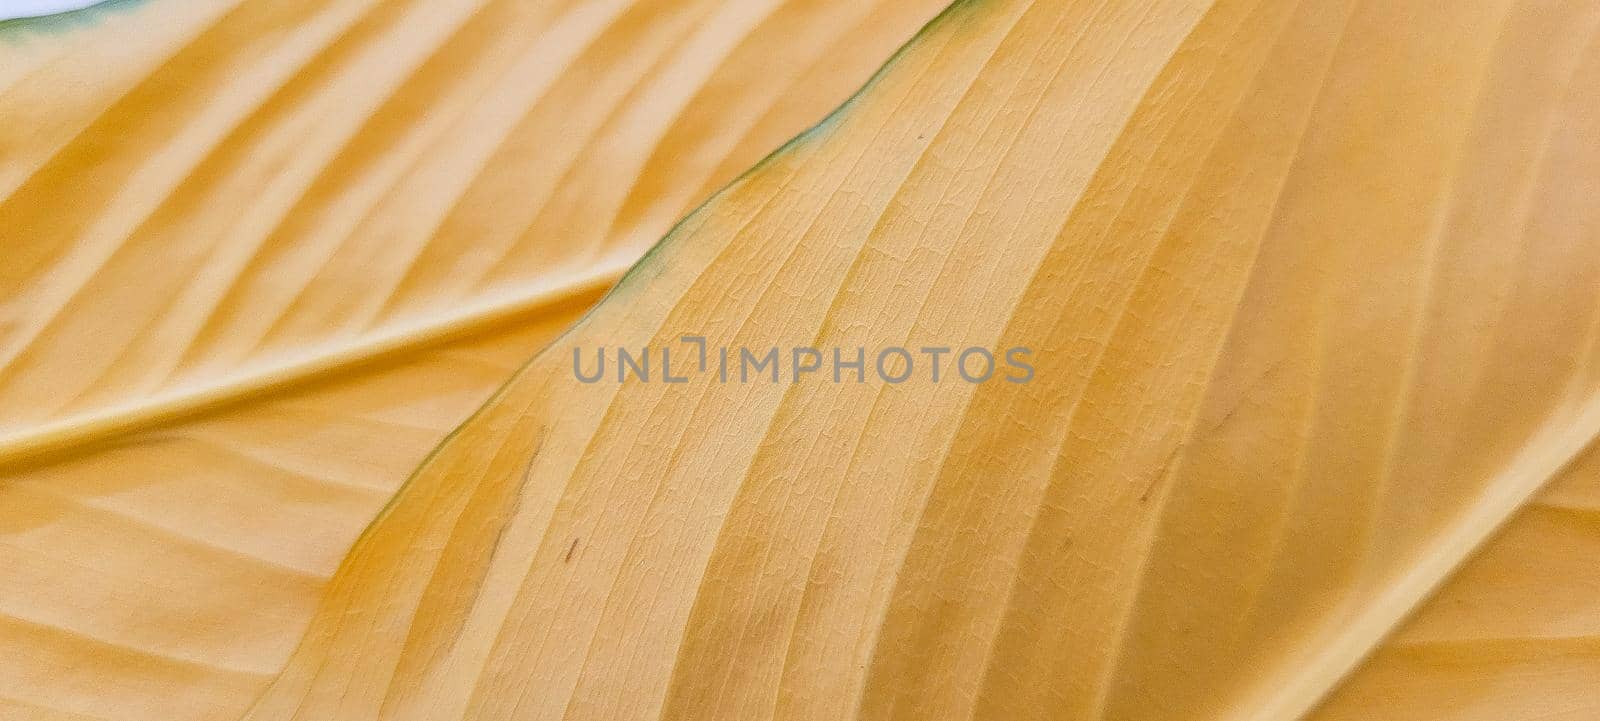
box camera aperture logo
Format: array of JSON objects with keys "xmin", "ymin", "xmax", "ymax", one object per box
[{"xmin": 573, "ymin": 336, "xmax": 1033, "ymax": 385}]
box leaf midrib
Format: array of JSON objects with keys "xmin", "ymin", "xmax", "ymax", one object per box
[
  {"xmin": 1251, "ymin": 393, "xmax": 1600, "ymax": 721},
  {"xmin": 0, "ymin": 260, "xmax": 626, "ymax": 471}
]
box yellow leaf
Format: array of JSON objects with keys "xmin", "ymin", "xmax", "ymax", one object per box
[
  {"xmin": 0, "ymin": 0, "xmax": 945, "ymax": 718},
  {"xmin": 239, "ymin": 0, "xmax": 1600, "ymax": 719}
]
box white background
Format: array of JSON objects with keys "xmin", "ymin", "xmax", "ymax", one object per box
[{"xmin": 0, "ymin": 0, "xmax": 110, "ymax": 21}]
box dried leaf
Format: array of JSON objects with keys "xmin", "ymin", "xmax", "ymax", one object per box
[
  {"xmin": 243, "ymin": 0, "xmax": 1600, "ymax": 719},
  {"xmin": 0, "ymin": 0, "xmax": 943, "ymax": 718}
]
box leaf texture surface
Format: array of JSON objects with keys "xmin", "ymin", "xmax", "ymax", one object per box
[
  {"xmin": 0, "ymin": 0, "xmax": 946, "ymax": 718},
  {"xmin": 236, "ymin": 0, "xmax": 1600, "ymax": 719}
]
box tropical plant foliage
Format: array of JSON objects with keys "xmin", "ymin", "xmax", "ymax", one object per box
[
  {"xmin": 3, "ymin": 0, "xmax": 1598, "ymax": 720},
  {"xmin": 0, "ymin": 0, "xmax": 943, "ymax": 717}
]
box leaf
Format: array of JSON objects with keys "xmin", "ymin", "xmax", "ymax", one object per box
[
  {"xmin": 236, "ymin": 0, "xmax": 1600, "ymax": 719},
  {"xmin": 0, "ymin": 0, "xmax": 946, "ymax": 718}
]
